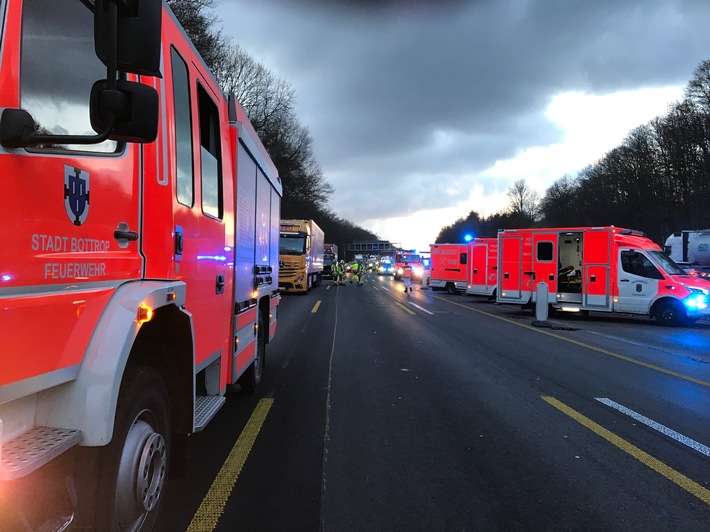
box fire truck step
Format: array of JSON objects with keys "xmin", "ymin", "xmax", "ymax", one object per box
[
  {"xmin": 0, "ymin": 426, "xmax": 82, "ymax": 481},
  {"xmin": 194, "ymin": 395, "xmax": 226, "ymax": 432}
]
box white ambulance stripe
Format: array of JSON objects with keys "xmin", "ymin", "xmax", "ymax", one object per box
[
  {"xmin": 409, "ymin": 302, "xmax": 434, "ymax": 315},
  {"xmin": 595, "ymin": 397, "xmax": 710, "ymax": 457}
]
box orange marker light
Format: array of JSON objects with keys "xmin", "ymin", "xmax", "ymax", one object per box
[{"xmin": 137, "ymin": 303, "xmax": 154, "ymax": 325}]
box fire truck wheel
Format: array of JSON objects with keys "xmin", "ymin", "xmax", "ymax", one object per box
[
  {"xmin": 95, "ymin": 366, "xmax": 171, "ymax": 531},
  {"xmin": 654, "ymin": 299, "xmax": 687, "ymax": 326},
  {"xmin": 446, "ymin": 283, "xmax": 457, "ymax": 295},
  {"xmin": 240, "ymin": 310, "xmax": 266, "ymax": 393}
]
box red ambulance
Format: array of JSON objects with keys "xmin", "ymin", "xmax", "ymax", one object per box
[
  {"xmin": 0, "ymin": 1, "xmax": 281, "ymax": 529},
  {"xmin": 429, "ymin": 243, "xmax": 468, "ymax": 294},
  {"xmin": 496, "ymin": 226, "xmax": 710, "ymax": 325}
]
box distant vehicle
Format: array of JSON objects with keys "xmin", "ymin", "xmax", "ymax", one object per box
[
  {"xmin": 466, "ymin": 238, "xmax": 498, "ymax": 299},
  {"xmin": 394, "ymin": 250, "xmax": 423, "ymax": 280},
  {"xmin": 377, "ymin": 257, "xmax": 395, "ymax": 275},
  {"xmin": 497, "ymin": 226, "xmax": 710, "ymax": 326},
  {"xmin": 429, "ymin": 243, "xmax": 468, "ymax": 294},
  {"xmin": 323, "ymin": 243, "xmax": 338, "ymax": 279},
  {"xmin": 664, "ymin": 230, "xmax": 710, "ymax": 279},
  {"xmin": 279, "ymin": 219, "xmax": 325, "ymax": 292}
]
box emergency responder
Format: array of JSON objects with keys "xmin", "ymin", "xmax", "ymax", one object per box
[
  {"xmin": 356, "ymin": 260, "xmax": 365, "ymax": 286},
  {"xmin": 349, "ymin": 260, "xmax": 360, "ymax": 284},
  {"xmin": 335, "ymin": 260, "xmax": 346, "ymax": 286},
  {"xmin": 402, "ymin": 263, "xmax": 413, "ymax": 292}
]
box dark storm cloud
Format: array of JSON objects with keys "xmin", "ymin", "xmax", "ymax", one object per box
[{"xmin": 218, "ymin": 0, "xmax": 710, "ymax": 222}]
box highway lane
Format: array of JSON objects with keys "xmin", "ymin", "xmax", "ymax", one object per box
[{"xmin": 159, "ymin": 273, "xmax": 710, "ymax": 531}]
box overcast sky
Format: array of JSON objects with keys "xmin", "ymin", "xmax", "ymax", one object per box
[{"xmin": 216, "ymin": 0, "xmax": 710, "ymax": 252}]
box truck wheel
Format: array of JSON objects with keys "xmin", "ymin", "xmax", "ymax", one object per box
[
  {"xmin": 94, "ymin": 366, "xmax": 170, "ymax": 531},
  {"xmin": 240, "ymin": 309, "xmax": 265, "ymax": 393},
  {"xmin": 654, "ymin": 300, "xmax": 687, "ymax": 326},
  {"xmin": 446, "ymin": 283, "xmax": 457, "ymax": 295}
]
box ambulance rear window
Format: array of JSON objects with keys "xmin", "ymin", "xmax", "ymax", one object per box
[
  {"xmin": 20, "ymin": 0, "xmax": 118, "ymax": 153},
  {"xmin": 537, "ymin": 242, "xmax": 554, "ymax": 262}
]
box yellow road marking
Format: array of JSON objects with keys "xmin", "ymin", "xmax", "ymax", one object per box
[
  {"xmin": 311, "ymin": 300, "xmax": 321, "ymax": 314},
  {"xmin": 187, "ymin": 398, "xmax": 274, "ymax": 531},
  {"xmin": 394, "ymin": 301, "xmax": 416, "ymax": 315},
  {"xmin": 542, "ymin": 396, "xmax": 710, "ymax": 506},
  {"xmin": 431, "ymin": 294, "xmax": 710, "ymax": 388}
]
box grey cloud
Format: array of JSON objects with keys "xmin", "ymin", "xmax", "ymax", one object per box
[{"xmin": 218, "ymin": 0, "xmax": 710, "ymax": 225}]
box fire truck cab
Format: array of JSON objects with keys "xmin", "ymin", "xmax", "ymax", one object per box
[
  {"xmin": 497, "ymin": 227, "xmax": 710, "ymax": 325},
  {"xmin": 466, "ymin": 238, "xmax": 498, "ymax": 298},
  {"xmin": 0, "ymin": 1, "xmax": 281, "ymax": 529}
]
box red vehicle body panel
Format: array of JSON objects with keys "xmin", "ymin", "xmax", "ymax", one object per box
[{"xmin": 466, "ymin": 238, "xmax": 498, "ymax": 297}]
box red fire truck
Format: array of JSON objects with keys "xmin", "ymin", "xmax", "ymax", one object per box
[
  {"xmin": 496, "ymin": 227, "xmax": 710, "ymax": 325},
  {"xmin": 0, "ymin": 1, "xmax": 281, "ymax": 529},
  {"xmin": 466, "ymin": 238, "xmax": 498, "ymax": 298},
  {"xmin": 429, "ymin": 243, "xmax": 468, "ymax": 294},
  {"xmin": 394, "ymin": 250, "xmax": 423, "ymax": 281}
]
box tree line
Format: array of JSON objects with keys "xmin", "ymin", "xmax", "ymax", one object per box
[
  {"xmin": 437, "ymin": 60, "xmax": 710, "ymax": 247},
  {"xmin": 166, "ymin": 0, "xmax": 378, "ymax": 252}
]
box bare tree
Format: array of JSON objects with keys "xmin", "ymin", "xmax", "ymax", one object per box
[{"xmin": 506, "ymin": 179, "xmax": 540, "ymax": 226}]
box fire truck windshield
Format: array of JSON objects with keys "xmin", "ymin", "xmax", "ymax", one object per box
[
  {"xmin": 280, "ymin": 233, "xmax": 307, "ymax": 255},
  {"xmin": 397, "ymin": 253, "xmax": 421, "ymax": 264},
  {"xmin": 648, "ymin": 250, "xmax": 689, "ymax": 276}
]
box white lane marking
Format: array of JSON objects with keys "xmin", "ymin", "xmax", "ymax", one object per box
[
  {"xmin": 380, "ymin": 286, "xmax": 390, "ymax": 292},
  {"xmin": 596, "ymin": 397, "xmax": 710, "ymax": 457},
  {"xmin": 408, "ymin": 302, "xmax": 434, "ymax": 315}
]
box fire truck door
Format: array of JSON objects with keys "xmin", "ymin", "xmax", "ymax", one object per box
[
  {"xmin": 532, "ymin": 233, "xmax": 557, "ymax": 301},
  {"xmin": 498, "ymin": 235, "xmax": 524, "ymax": 302},
  {"xmin": 615, "ymin": 250, "xmax": 661, "ymax": 314},
  {"xmin": 166, "ymin": 47, "xmax": 232, "ymax": 371}
]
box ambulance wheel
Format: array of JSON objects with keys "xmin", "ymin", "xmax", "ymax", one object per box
[
  {"xmin": 94, "ymin": 366, "xmax": 170, "ymax": 531},
  {"xmin": 240, "ymin": 309, "xmax": 266, "ymax": 393},
  {"xmin": 654, "ymin": 300, "xmax": 687, "ymax": 326},
  {"xmin": 446, "ymin": 283, "xmax": 457, "ymax": 295}
]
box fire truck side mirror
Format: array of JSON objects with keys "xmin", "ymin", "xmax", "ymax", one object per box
[
  {"xmin": 0, "ymin": 109, "xmax": 37, "ymax": 149},
  {"xmin": 94, "ymin": 0, "xmax": 162, "ymax": 77},
  {"xmin": 90, "ymin": 80, "xmax": 159, "ymax": 143}
]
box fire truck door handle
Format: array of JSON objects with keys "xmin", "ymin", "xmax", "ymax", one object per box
[
  {"xmin": 473, "ymin": 269, "xmax": 478, "ymax": 274},
  {"xmin": 590, "ymin": 275, "xmax": 597, "ymax": 282},
  {"xmin": 113, "ymin": 229, "xmax": 138, "ymax": 241},
  {"xmin": 548, "ymin": 274, "xmax": 555, "ymax": 281},
  {"xmin": 504, "ymin": 273, "xmax": 509, "ymax": 279},
  {"xmin": 215, "ymin": 274, "xmax": 225, "ymax": 295}
]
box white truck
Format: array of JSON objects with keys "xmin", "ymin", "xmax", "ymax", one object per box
[{"xmin": 664, "ymin": 230, "xmax": 710, "ymax": 279}]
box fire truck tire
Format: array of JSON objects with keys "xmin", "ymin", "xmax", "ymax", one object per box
[
  {"xmin": 653, "ymin": 299, "xmax": 687, "ymax": 326},
  {"xmin": 446, "ymin": 283, "xmax": 457, "ymax": 295},
  {"xmin": 93, "ymin": 366, "xmax": 171, "ymax": 531},
  {"xmin": 240, "ymin": 310, "xmax": 266, "ymax": 393}
]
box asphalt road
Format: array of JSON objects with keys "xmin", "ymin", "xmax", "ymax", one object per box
[{"xmin": 159, "ymin": 273, "xmax": 710, "ymax": 531}]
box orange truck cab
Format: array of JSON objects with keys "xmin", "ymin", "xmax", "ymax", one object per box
[
  {"xmin": 466, "ymin": 238, "xmax": 498, "ymax": 298},
  {"xmin": 496, "ymin": 226, "xmax": 710, "ymax": 326},
  {"xmin": 0, "ymin": 1, "xmax": 281, "ymax": 529}
]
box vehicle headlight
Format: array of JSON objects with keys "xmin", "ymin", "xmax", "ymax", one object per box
[
  {"xmin": 685, "ymin": 286, "xmax": 709, "ymax": 296},
  {"xmin": 397, "ymin": 268, "xmax": 403, "ymax": 275}
]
